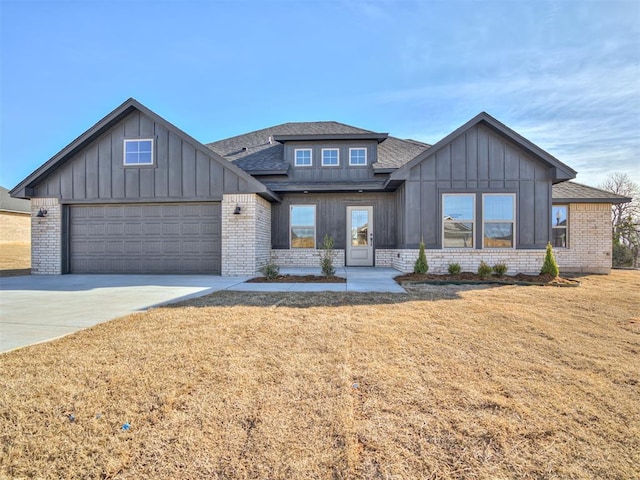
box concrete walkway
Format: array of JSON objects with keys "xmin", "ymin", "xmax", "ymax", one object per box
[{"xmin": 0, "ymin": 268, "xmax": 404, "ymax": 353}]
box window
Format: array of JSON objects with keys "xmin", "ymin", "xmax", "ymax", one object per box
[
  {"xmin": 124, "ymin": 139, "xmax": 154, "ymax": 165},
  {"xmin": 483, "ymin": 194, "xmax": 515, "ymax": 248},
  {"xmin": 294, "ymin": 149, "xmax": 312, "ymax": 167},
  {"xmin": 349, "ymin": 148, "xmax": 367, "ymax": 166},
  {"xmin": 321, "ymin": 148, "xmax": 339, "ymax": 166},
  {"xmin": 443, "ymin": 194, "xmax": 474, "ymax": 248},
  {"xmin": 552, "ymin": 205, "xmax": 568, "ymax": 248},
  {"xmin": 290, "ymin": 205, "xmax": 316, "ymax": 248}
]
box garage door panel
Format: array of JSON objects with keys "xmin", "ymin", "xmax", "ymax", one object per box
[{"xmin": 70, "ymin": 203, "xmax": 221, "ymax": 274}]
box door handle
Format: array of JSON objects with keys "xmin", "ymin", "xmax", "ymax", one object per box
[{"xmin": 369, "ymin": 232, "xmax": 373, "ymax": 247}]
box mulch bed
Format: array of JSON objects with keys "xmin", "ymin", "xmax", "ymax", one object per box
[
  {"xmin": 247, "ymin": 274, "xmax": 347, "ymax": 283},
  {"xmin": 395, "ymin": 272, "xmax": 580, "ymax": 287}
]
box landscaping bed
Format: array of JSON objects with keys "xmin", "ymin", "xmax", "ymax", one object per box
[
  {"xmin": 247, "ymin": 274, "xmax": 346, "ymax": 283},
  {"xmin": 395, "ymin": 272, "xmax": 581, "ymax": 286}
]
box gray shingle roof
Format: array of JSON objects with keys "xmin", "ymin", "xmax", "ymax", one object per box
[
  {"xmin": 552, "ymin": 181, "xmax": 632, "ymax": 204},
  {"xmin": 206, "ymin": 121, "xmax": 430, "ymax": 172},
  {"xmin": 1, "ymin": 186, "xmax": 30, "ymax": 213}
]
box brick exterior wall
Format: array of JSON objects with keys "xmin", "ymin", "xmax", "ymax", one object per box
[
  {"xmin": 555, "ymin": 203, "xmax": 612, "ymax": 274},
  {"xmin": 221, "ymin": 193, "xmax": 272, "ymax": 276},
  {"xmin": 272, "ymin": 248, "xmax": 346, "ymax": 268},
  {"xmin": 31, "ymin": 198, "xmax": 62, "ymax": 275},
  {"xmin": 0, "ymin": 211, "xmax": 30, "ymax": 243},
  {"xmin": 378, "ymin": 203, "xmax": 613, "ymax": 275}
]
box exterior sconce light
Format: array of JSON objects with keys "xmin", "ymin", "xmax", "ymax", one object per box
[
  {"xmin": 233, "ymin": 205, "xmax": 242, "ymax": 215},
  {"xmin": 36, "ymin": 207, "xmax": 48, "ymax": 218}
]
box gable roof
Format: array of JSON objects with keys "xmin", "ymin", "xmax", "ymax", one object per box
[
  {"xmin": 552, "ymin": 181, "xmax": 632, "ymax": 204},
  {"xmin": 10, "ymin": 98, "xmax": 278, "ymax": 202},
  {"xmin": 0, "ymin": 186, "xmax": 30, "ymax": 213},
  {"xmin": 206, "ymin": 122, "xmax": 430, "ymax": 173},
  {"xmin": 387, "ymin": 112, "xmax": 577, "ymax": 186}
]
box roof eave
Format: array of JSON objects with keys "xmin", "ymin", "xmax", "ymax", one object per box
[{"xmin": 552, "ymin": 196, "xmax": 631, "ymax": 204}]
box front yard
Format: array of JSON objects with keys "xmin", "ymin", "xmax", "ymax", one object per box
[{"xmin": 1, "ymin": 271, "xmax": 638, "ymax": 479}]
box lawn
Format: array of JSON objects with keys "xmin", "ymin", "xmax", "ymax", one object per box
[
  {"xmin": 1, "ymin": 271, "xmax": 639, "ymax": 479},
  {"xmin": 0, "ymin": 241, "xmax": 30, "ymax": 277}
]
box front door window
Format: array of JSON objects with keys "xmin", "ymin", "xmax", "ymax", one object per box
[{"xmin": 351, "ymin": 209, "xmax": 369, "ymax": 247}]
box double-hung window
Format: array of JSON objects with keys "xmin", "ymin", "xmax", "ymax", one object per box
[
  {"xmin": 552, "ymin": 205, "xmax": 568, "ymax": 248},
  {"xmin": 349, "ymin": 148, "xmax": 367, "ymax": 166},
  {"xmin": 294, "ymin": 148, "xmax": 312, "ymax": 167},
  {"xmin": 322, "ymin": 148, "xmax": 339, "ymax": 166},
  {"xmin": 443, "ymin": 194, "xmax": 475, "ymax": 248},
  {"xmin": 290, "ymin": 205, "xmax": 316, "ymax": 248},
  {"xmin": 124, "ymin": 139, "xmax": 154, "ymax": 166},
  {"xmin": 483, "ymin": 194, "xmax": 515, "ymax": 248}
]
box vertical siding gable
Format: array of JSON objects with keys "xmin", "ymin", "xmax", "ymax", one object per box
[
  {"xmin": 27, "ymin": 109, "xmax": 264, "ymax": 202},
  {"xmin": 400, "ymin": 123, "xmax": 553, "ymax": 249}
]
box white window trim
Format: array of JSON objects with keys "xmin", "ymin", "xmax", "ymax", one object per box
[
  {"xmin": 123, "ymin": 138, "xmax": 154, "ymax": 166},
  {"xmin": 290, "ymin": 204, "xmax": 316, "ymax": 249},
  {"xmin": 482, "ymin": 193, "xmax": 516, "ymax": 249},
  {"xmin": 442, "ymin": 193, "xmax": 475, "ymax": 249},
  {"xmin": 349, "ymin": 147, "xmax": 367, "ymax": 166},
  {"xmin": 552, "ymin": 204, "xmax": 569, "ymax": 248},
  {"xmin": 294, "ymin": 148, "xmax": 313, "ymax": 167},
  {"xmin": 321, "ymin": 148, "xmax": 340, "ymax": 167}
]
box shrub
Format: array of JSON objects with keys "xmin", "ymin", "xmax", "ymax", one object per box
[
  {"xmin": 540, "ymin": 242, "xmax": 560, "ymax": 277},
  {"xmin": 613, "ymin": 243, "xmax": 634, "ymax": 267},
  {"xmin": 319, "ymin": 234, "xmax": 336, "ymax": 276},
  {"xmin": 259, "ymin": 256, "xmax": 280, "ymax": 280},
  {"xmin": 477, "ymin": 261, "xmax": 492, "ymax": 279},
  {"xmin": 414, "ymin": 238, "xmax": 429, "ymax": 274},
  {"xmin": 493, "ymin": 262, "xmax": 508, "ymax": 277},
  {"xmin": 448, "ymin": 262, "xmax": 461, "ymax": 275}
]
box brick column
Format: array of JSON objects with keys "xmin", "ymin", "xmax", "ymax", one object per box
[
  {"xmin": 221, "ymin": 194, "xmax": 272, "ymax": 276},
  {"xmin": 31, "ymin": 198, "xmax": 62, "ymax": 275}
]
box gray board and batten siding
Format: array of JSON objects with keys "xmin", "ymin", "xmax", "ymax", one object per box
[
  {"xmin": 278, "ymin": 141, "xmax": 379, "ymax": 185},
  {"xmin": 271, "ymin": 192, "xmax": 398, "ymax": 250},
  {"xmin": 394, "ymin": 123, "xmax": 556, "ymax": 249},
  {"xmin": 30, "ymin": 109, "xmax": 256, "ymax": 203}
]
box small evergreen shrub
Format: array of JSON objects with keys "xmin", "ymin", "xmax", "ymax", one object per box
[
  {"xmin": 448, "ymin": 262, "xmax": 461, "ymax": 275},
  {"xmin": 414, "ymin": 238, "xmax": 429, "ymax": 274},
  {"xmin": 613, "ymin": 243, "xmax": 634, "ymax": 267},
  {"xmin": 477, "ymin": 261, "xmax": 492, "ymax": 279},
  {"xmin": 540, "ymin": 242, "xmax": 560, "ymax": 277},
  {"xmin": 320, "ymin": 234, "xmax": 336, "ymax": 276},
  {"xmin": 493, "ymin": 262, "xmax": 508, "ymax": 277},
  {"xmin": 259, "ymin": 256, "xmax": 280, "ymax": 280}
]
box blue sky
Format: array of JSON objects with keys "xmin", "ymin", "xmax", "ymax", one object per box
[{"xmin": 1, "ymin": 0, "xmax": 638, "ymax": 190}]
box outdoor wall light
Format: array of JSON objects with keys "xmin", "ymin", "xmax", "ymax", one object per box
[
  {"xmin": 36, "ymin": 207, "xmax": 48, "ymax": 218},
  {"xmin": 233, "ymin": 205, "xmax": 242, "ymax": 215}
]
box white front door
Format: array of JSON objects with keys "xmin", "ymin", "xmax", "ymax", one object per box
[{"xmin": 346, "ymin": 206, "xmax": 373, "ymax": 266}]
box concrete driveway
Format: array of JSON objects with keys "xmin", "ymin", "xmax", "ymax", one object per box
[{"xmin": 0, "ymin": 274, "xmax": 249, "ymax": 353}]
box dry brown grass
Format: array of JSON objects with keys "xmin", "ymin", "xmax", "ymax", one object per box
[
  {"xmin": 1, "ymin": 271, "xmax": 639, "ymax": 479},
  {"xmin": 0, "ymin": 241, "xmax": 30, "ymax": 277}
]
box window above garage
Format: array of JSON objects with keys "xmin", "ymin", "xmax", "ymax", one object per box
[{"xmin": 124, "ymin": 139, "xmax": 154, "ymax": 166}]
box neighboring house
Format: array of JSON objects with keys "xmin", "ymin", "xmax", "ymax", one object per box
[
  {"xmin": 0, "ymin": 186, "xmax": 31, "ymax": 243},
  {"xmin": 10, "ymin": 98, "xmax": 631, "ymax": 275}
]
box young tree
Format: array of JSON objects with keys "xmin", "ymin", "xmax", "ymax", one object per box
[{"xmin": 600, "ymin": 172, "xmax": 640, "ymax": 267}]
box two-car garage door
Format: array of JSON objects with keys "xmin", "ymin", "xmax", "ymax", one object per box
[{"xmin": 69, "ymin": 203, "xmax": 221, "ymax": 274}]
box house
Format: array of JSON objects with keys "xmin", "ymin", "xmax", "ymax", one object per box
[
  {"xmin": 0, "ymin": 186, "xmax": 31, "ymax": 243},
  {"xmin": 10, "ymin": 98, "xmax": 631, "ymax": 276}
]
